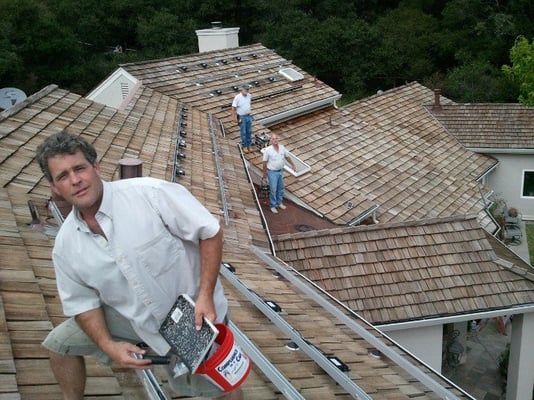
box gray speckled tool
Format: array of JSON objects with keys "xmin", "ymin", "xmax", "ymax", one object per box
[{"xmin": 159, "ymin": 294, "xmax": 219, "ymax": 373}]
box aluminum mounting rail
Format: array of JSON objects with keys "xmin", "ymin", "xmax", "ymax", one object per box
[
  {"xmin": 208, "ymin": 113, "xmax": 230, "ymax": 225},
  {"xmin": 238, "ymin": 143, "xmax": 277, "ymax": 256},
  {"xmin": 250, "ymin": 245, "xmax": 473, "ymax": 400},
  {"xmin": 227, "ymin": 320, "xmax": 305, "ymax": 400},
  {"xmin": 171, "ymin": 104, "xmax": 187, "ymax": 183},
  {"xmin": 132, "ymin": 354, "xmax": 169, "ymax": 400},
  {"xmin": 220, "ymin": 263, "xmax": 372, "ymax": 400}
]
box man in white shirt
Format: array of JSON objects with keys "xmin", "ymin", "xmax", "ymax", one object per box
[
  {"xmin": 36, "ymin": 132, "xmax": 235, "ymax": 399},
  {"xmin": 262, "ymin": 134, "xmax": 296, "ymax": 213},
  {"xmin": 231, "ymin": 86, "xmax": 253, "ymax": 153}
]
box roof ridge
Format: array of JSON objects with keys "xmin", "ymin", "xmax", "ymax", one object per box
[
  {"xmin": 119, "ymin": 43, "xmax": 267, "ymax": 68},
  {"xmin": 493, "ymin": 257, "xmax": 534, "ymax": 283},
  {"xmin": 341, "ymin": 81, "xmax": 423, "ymax": 108},
  {"xmin": 0, "ymin": 84, "xmax": 58, "ymax": 123}
]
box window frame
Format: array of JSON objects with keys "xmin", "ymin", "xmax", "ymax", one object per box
[{"xmin": 520, "ymin": 169, "xmax": 534, "ymax": 198}]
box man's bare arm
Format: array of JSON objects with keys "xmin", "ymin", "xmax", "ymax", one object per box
[
  {"xmin": 287, "ymin": 158, "xmax": 296, "ymax": 172},
  {"xmin": 231, "ymin": 106, "xmax": 238, "ymax": 123},
  {"xmin": 76, "ymin": 307, "xmax": 150, "ymax": 368},
  {"xmin": 195, "ymin": 227, "xmax": 223, "ymax": 329}
]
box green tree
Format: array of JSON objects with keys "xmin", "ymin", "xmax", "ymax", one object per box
[
  {"xmin": 445, "ymin": 59, "xmax": 515, "ymax": 102},
  {"xmin": 137, "ymin": 11, "xmax": 198, "ymax": 58},
  {"xmin": 370, "ymin": 6, "xmax": 439, "ymax": 88},
  {"xmin": 502, "ymin": 36, "xmax": 534, "ymax": 105}
]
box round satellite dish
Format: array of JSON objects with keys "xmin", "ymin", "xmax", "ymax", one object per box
[{"xmin": 0, "ymin": 87, "xmax": 27, "ymax": 110}]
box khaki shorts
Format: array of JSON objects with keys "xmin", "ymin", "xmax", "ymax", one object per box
[{"xmin": 42, "ymin": 305, "xmax": 224, "ymax": 398}]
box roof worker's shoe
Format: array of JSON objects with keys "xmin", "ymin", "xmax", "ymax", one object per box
[
  {"xmin": 278, "ymin": 204, "xmax": 287, "ymax": 210},
  {"xmin": 270, "ymin": 207, "xmax": 278, "ymax": 213}
]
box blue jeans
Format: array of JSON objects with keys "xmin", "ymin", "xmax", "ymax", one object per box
[
  {"xmin": 239, "ymin": 115, "xmax": 253, "ymax": 147},
  {"xmin": 267, "ymin": 169, "xmax": 284, "ymax": 208}
]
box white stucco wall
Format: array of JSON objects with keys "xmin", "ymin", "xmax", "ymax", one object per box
[
  {"xmin": 386, "ymin": 324, "xmax": 443, "ymax": 371},
  {"xmin": 485, "ymin": 153, "xmax": 534, "ymax": 220},
  {"xmin": 507, "ymin": 312, "xmax": 534, "ymax": 400}
]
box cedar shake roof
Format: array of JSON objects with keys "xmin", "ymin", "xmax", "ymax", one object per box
[
  {"xmin": 273, "ymin": 215, "xmax": 534, "ymax": 325},
  {"xmin": 117, "ymin": 49, "xmax": 497, "ymax": 232},
  {"xmin": 0, "ymin": 85, "xmax": 470, "ymax": 398},
  {"xmin": 118, "ymin": 43, "xmax": 341, "ymax": 125},
  {"xmin": 431, "ymin": 103, "xmax": 534, "ymax": 150},
  {"xmin": 249, "ymin": 83, "xmax": 498, "ymax": 229}
]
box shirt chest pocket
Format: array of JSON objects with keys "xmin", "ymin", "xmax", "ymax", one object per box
[{"xmin": 134, "ymin": 230, "xmax": 183, "ymax": 277}]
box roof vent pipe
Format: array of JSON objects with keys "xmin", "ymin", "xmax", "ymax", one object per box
[
  {"xmin": 432, "ymin": 89, "xmax": 442, "ymax": 112},
  {"xmin": 118, "ymin": 158, "xmax": 143, "ymax": 179}
]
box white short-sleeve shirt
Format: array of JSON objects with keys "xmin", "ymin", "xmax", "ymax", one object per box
[
  {"xmin": 263, "ymin": 144, "xmax": 288, "ymax": 171},
  {"xmin": 232, "ymin": 92, "xmax": 252, "ymax": 116},
  {"xmin": 52, "ymin": 177, "xmax": 227, "ymax": 355}
]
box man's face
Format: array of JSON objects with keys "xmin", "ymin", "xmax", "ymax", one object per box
[
  {"xmin": 241, "ymin": 88, "xmax": 249, "ymax": 96},
  {"xmin": 271, "ymin": 135, "xmax": 279, "ymax": 145},
  {"xmin": 48, "ymin": 150, "xmax": 103, "ymax": 216}
]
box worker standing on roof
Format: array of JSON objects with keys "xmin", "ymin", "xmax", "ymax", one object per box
[
  {"xmin": 262, "ymin": 133, "xmax": 296, "ymax": 214},
  {"xmin": 231, "ymin": 85, "xmax": 253, "ymax": 153},
  {"xmin": 36, "ymin": 131, "xmax": 242, "ymax": 400}
]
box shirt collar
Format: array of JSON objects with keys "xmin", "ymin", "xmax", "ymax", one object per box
[{"xmin": 72, "ymin": 180, "xmax": 112, "ymax": 230}]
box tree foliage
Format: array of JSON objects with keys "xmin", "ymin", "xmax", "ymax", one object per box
[
  {"xmin": 502, "ymin": 36, "xmax": 534, "ymax": 105},
  {"xmin": 0, "ymin": 0, "xmax": 533, "ymax": 103}
]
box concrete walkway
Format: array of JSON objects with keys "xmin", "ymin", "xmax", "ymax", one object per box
[
  {"xmin": 503, "ymin": 219, "xmax": 530, "ymax": 264},
  {"xmin": 443, "ymin": 318, "xmax": 511, "ymax": 400}
]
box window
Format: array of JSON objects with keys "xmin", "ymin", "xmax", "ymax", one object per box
[{"xmin": 521, "ymin": 170, "xmax": 534, "ymax": 197}]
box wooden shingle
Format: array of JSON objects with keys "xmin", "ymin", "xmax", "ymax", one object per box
[
  {"xmin": 274, "ymin": 215, "xmax": 534, "ymax": 324},
  {"xmin": 0, "ymin": 82, "xmax": 474, "ymax": 398}
]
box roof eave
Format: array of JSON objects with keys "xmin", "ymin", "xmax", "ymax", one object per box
[
  {"xmin": 469, "ymin": 147, "xmax": 534, "ymax": 154},
  {"xmin": 377, "ymin": 303, "xmax": 534, "ymax": 332}
]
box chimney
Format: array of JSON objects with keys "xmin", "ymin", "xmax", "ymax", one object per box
[
  {"xmin": 432, "ymin": 89, "xmax": 442, "ymax": 112},
  {"xmin": 196, "ymin": 22, "xmax": 240, "ymax": 53},
  {"xmin": 118, "ymin": 158, "xmax": 143, "ymax": 179}
]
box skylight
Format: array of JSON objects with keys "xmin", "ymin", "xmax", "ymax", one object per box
[{"xmin": 278, "ymin": 68, "xmax": 304, "ymax": 82}]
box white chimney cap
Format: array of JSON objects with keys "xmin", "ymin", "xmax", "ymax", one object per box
[{"xmin": 196, "ymin": 25, "xmax": 240, "ymax": 52}]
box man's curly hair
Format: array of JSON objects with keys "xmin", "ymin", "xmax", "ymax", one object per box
[{"xmin": 36, "ymin": 131, "xmax": 97, "ymax": 181}]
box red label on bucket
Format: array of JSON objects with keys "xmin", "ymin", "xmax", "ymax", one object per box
[{"xmin": 215, "ymin": 342, "xmax": 249, "ymax": 386}]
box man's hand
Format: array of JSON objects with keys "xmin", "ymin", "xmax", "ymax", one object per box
[
  {"xmin": 105, "ymin": 341, "xmax": 152, "ymax": 369},
  {"xmin": 76, "ymin": 308, "xmax": 152, "ymax": 370},
  {"xmin": 194, "ymin": 293, "xmax": 216, "ymax": 331}
]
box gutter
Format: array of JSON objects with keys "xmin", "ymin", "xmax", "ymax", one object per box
[
  {"xmin": 476, "ymin": 160, "xmax": 499, "ymax": 182},
  {"xmin": 257, "ymin": 95, "xmax": 342, "ymax": 127},
  {"xmin": 469, "ymin": 147, "xmax": 534, "ymax": 155},
  {"xmin": 376, "ymin": 304, "xmax": 534, "ymax": 332}
]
